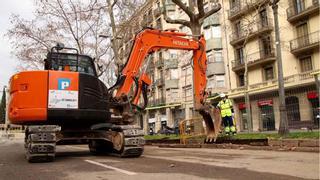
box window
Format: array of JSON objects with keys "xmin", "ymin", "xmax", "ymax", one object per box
[
  {"xmin": 296, "ymin": 22, "xmax": 309, "ymax": 47},
  {"xmin": 293, "ymin": 0, "xmax": 305, "ymax": 13},
  {"xmin": 186, "ymin": 87, "xmax": 192, "ymax": 97},
  {"xmin": 207, "ymin": 50, "xmax": 214, "ymax": 63},
  {"xmin": 264, "ymin": 66, "xmax": 274, "ymax": 80},
  {"xmin": 216, "ymin": 75, "xmax": 225, "ymax": 87},
  {"xmin": 238, "ymin": 74, "xmax": 245, "ymax": 87},
  {"xmin": 296, "ymin": 22, "xmax": 308, "ymax": 37},
  {"xmin": 211, "ymin": 26, "xmax": 221, "ymax": 38},
  {"xmin": 259, "ymin": 8, "xmax": 268, "ymax": 27},
  {"xmin": 234, "ymin": 21, "xmax": 241, "ymax": 37},
  {"xmin": 300, "ymin": 56, "xmax": 313, "ymax": 72},
  {"xmin": 204, "ymin": 25, "xmax": 221, "ymax": 40},
  {"xmin": 213, "ymin": 50, "xmax": 223, "ymax": 62},
  {"xmin": 169, "ymin": 69, "xmax": 179, "ymax": 79},
  {"xmin": 235, "ymin": 47, "xmax": 244, "ymax": 64},
  {"xmin": 207, "ymin": 77, "xmax": 215, "ymax": 89},
  {"xmin": 260, "ymin": 36, "xmax": 272, "ymax": 57},
  {"xmin": 285, "ymin": 96, "xmax": 301, "ymax": 124}
]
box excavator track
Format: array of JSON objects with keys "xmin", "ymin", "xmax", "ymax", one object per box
[
  {"xmin": 25, "ymin": 125, "xmax": 60, "ymax": 163},
  {"xmin": 89, "ymin": 124, "xmax": 145, "ymax": 157},
  {"xmin": 116, "ymin": 125, "xmax": 145, "ymax": 157}
]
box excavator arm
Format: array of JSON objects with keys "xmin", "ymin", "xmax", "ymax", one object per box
[{"xmin": 111, "ymin": 29, "xmax": 221, "ymax": 141}]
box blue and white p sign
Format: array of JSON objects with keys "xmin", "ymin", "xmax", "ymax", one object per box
[{"xmin": 58, "ymin": 78, "xmax": 71, "ymax": 90}]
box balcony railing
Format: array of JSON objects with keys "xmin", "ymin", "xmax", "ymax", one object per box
[
  {"xmin": 164, "ymin": 59, "xmax": 178, "ymax": 69},
  {"xmin": 228, "ymin": 0, "xmax": 266, "ymax": 20},
  {"xmin": 231, "ymin": 48, "xmax": 275, "ymax": 71},
  {"xmin": 155, "ymin": 97, "xmax": 166, "ymax": 105},
  {"xmin": 230, "ymin": 69, "xmax": 319, "ymax": 94},
  {"xmin": 286, "ymin": 0, "xmax": 319, "ymax": 22},
  {"xmin": 290, "ymin": 31, "xmax": 320, "ymax": 54},
  {"xmin": 229, "ymin": 18, "xmax": 273, "ymax": 45}
]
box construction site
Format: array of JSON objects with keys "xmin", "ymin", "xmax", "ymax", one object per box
[{"xmin": 0, "ymin": 0, "xmax": 319, "ymax": 179}]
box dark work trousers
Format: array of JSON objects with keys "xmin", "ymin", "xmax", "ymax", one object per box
[{"xmin": 222, "ymin": 116, "xmax": 233, "ymax": 127}]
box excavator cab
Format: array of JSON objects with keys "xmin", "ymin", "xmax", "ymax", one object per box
[{"xmin": 44, "ymin": 44, "xmax": 97, "ymax": 77}]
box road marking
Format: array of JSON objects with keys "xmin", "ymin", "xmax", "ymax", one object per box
[{"xmin": 85, "ymin": 160, "xmax": 137, "ymax": 175}]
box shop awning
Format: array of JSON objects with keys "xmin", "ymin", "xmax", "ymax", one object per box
[{"xmin": 146, "ymin": 103, "xmax": 181, "ymax": 110}]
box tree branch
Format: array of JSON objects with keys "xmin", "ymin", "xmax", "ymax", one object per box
[
  {"xmin": 172, "ymin": 0, "xmax": 193, "ymax": 18},
  {"xmin": 164, "ymin": 17, "xmax": 191, "ymax": 27},
  {"xmin": 197, "ymin": 0, "xmax": 205, "ymax": 17},
  {"xmin": 199, "ymin": 3, "xmax": 221, "ymax": 24}
]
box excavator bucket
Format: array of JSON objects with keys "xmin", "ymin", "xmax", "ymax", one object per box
[{"xmin": 200, "ymin": 106, "xmax": 222, "ymax": 143}]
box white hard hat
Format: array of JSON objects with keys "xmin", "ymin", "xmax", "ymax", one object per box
[{"xmin": 220, "ymin": 93, "xmax": 226, "ymax": 98}]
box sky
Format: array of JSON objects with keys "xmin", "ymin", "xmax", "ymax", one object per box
[{"xmin": 0, "ymin": 0, "xmax": 34, "ymax": 90}]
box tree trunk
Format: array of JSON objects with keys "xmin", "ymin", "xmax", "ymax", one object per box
[
  {"xmin": 190, "ymin": 21, "xmax": 201, "ymax": 40},
  {"xmin": 106, "ymin": 0, "xmax": 120, "ymax": 72}
]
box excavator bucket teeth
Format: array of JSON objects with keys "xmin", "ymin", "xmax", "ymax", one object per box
[{"xmin": 200, "ymin": 107, "xmax": 222, "ymax": 143}]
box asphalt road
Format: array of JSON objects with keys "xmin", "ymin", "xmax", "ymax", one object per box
[{"xmin": 0, "ymin": 138, "xmax": 318, "ymax": 180}]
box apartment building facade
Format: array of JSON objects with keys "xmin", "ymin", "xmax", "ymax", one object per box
[
  {"xmin": 224, "ymin": 0, "xmax": 319, "ymax": 132},
  {"xmin": 116, "ymin": 0, "xmax": 229, "ymax": 134}
]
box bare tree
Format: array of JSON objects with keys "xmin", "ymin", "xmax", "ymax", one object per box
[
  {"xmin": 161, "ymin": 0, "xmax": 221, "ymax": 39},
  {"xmin": 7, "ymin": 0, "xmax": 111, "ymax": 72},
  {"xmin": 105, "ymin": 0, "xmax": 145, "ymax": 71}
]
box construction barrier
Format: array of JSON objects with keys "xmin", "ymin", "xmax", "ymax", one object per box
[{"xmin": 179, "ymin": 117, "xmax": 206, "ymax": 144}]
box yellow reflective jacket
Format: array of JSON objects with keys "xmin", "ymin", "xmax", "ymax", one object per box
[{"xmin": 218, "ymin": 99, "xmax": 233, "ymax": 117}]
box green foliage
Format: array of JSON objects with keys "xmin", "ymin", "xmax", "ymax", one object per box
[
  {"xmin": 144, "ymin": 134, "xmax": 180, "ymax": 140},
  {"xmin": 144, "ymin": 131, "xmax": 320, "ymax": 140},
  {"xmin": 0, "ymin": 88, "xmax": 6, "ymax": 124}
]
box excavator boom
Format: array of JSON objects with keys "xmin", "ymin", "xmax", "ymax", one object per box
[{"xmin": 112, "ymin": 29, "xmax": 221, "ymax": 141}]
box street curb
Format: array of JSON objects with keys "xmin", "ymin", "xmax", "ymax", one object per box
[
  {"xmin": 148, "ymin": 138, "xmax": 319, "ymax": 153},
  {"xmin": 156, "ymin": 143, "xmax": 320, "ymax": 153}
]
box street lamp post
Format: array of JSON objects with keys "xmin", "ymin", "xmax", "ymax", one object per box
[{"xmin": 270, "ymin": 0, "xmax": 289, "ymax": 135}]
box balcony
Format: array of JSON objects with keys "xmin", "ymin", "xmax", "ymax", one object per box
[
  {"xmin": 286, "ymin": 0, "xmax": 319, "ymax": 23},
  {"xmin": 229, "ymin": 18, "xmax": 273, "ymax": 46},
  {"xmin": 153, "ymin": 7, "xmax": 162, "ymax": 17},
  {"xmin": 165, "ymin": 79, "xmax": 179, "ymax": 89},
  {"xmin": 231, "ymin": 48, "xmax": 276, "ymax": 72},
  {"xmin": 148, "ymin": 99, "xmax": 156, "ymax": 107},
  {"xmin": 155, "ymin": 77, "xmax": 164, "ymax": 86},
  {"xmin": 230, "ymin": 69, "xmax": 319, "ymax": 95},
  {"xmin": 164, "ymin": 59, "xmax": 178, "ymax": 69},
  {"xmin": 207, "ymin": 62, "xmax": 225, "ymax": 76},
  {"xmin": 290, "ymin": 31, "xmax": 320, "ymax": 55},
  {"xmin": 228, "ymin": 0, "xmax": 266, "ymax": 21},
  {"xmin": 155, "ymin": 97, "xmax": 166, "ymax": 105},
  {"xmin": 206, "ymin": 38, "xmax": 222, "ymax": 50},
  {"xmin": 203, "ymin": 14, "xmax": 219, "ymax": 28},
  {"xmin": 155, "ymin": 59, "xmax": 164, "ymax": 68}
]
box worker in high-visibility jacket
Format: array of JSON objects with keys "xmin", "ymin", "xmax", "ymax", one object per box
[{"xmin": 217, "ymin": 93, "xmax": 236, "ymax": 135}]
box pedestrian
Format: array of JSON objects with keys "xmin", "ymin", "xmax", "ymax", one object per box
[
  {"xmin": 149, "ymin": 127, "xmax": 154, "ymax": 135},
  {"xmin": 217, "ymin": 93, "xmax": 236, "ymax": 135}
]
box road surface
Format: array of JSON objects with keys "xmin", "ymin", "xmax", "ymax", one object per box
[{"xmin": 0, "ymin": 138, "xmax": 318, "ymax": 180}]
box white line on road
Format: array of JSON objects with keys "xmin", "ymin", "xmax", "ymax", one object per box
[{"xmin": 84, "ymin": 160, "xmax": 137, "ymax": 176}]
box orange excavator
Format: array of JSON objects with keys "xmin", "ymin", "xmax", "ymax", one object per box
[{"xmin": 8, "ymin": 28, "xmax": 220, "ymax": 162}]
